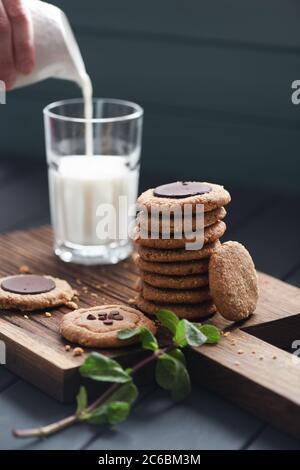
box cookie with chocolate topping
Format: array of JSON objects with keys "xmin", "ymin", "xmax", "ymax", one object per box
[
  {"xmin": 0, "ymin": 274, "xmax": 76, "ymax": 311},
  {"xmin": 138, "ymin": 181, "xmax": 231, "ymax": 213},
  {"xmin": 60, "ymin": 304, "xmax": 157, "ymax": 348}
]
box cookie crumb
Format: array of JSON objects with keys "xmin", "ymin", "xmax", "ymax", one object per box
[
  {"xmin": 96, "ymin": 284, "xmax": 101, "ymax": 289},
  {"xmin": 234, "ymin": 361, "xmax": 240, "ymax": 366},
  {"xmin": 19, "ymin": 265, "xmax": 30, "ymax": 274},
  {"xmin": 128, "ymin": 298, "xmax": 136, "ymax": 305},
  {"xmin": 238, "ymin": 349, "xmax": 244, "ymax": 355},
  {"xmin": 23, "ymin": 314, "xmax": 29, "ymax": 320},
  {"xmin": 91, "ymin": 293, "xmax": 98, "ymax": 298},
  {"xmin": 66, "ymin": 301, "xmax": 78, "ymax": 310},
  {"xmin": 73, "ymin": 347, "xmax": 84, "ymax": 357},
  {"xmin": 82, "ymin": 286, "xmax": 88, "ymax": 293},
  {"xmin": 65, "ymin": 345, "xmax": 71, "ymax": 352},
  {"xmin": 76, "ymin": 278, "xmax": 82, "ymax": 285},
  {"xmin": 102, "ymin": 283, "xmax": 108, "ymax": 288},
  {"xmin": 45, "ymin": 312, "xmax": 52, "ymax": 318},
  {"xmin": 223, "ymin": 332, "xmax": 230, "ymax": 337}
]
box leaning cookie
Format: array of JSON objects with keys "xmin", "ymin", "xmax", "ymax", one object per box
[
  {"xmin": 138, "ymin": 182, "xmax": 231, "ymax": 213},
  {"xmin": 135, "ymin": 294, "xmax": 216, "ymax": 320},
  {"xmin": 135, "ymin": 221, "xmax": 226, "ymax": 250},
  {"xmin": 60, "ymin": 305, "xmax": 157, "ymax": 348},
  {"xmin": 209, "ymin": 241, "xmax": 259, "ymax": 321},
  {"xmin": 0, "ymin": 274, "xmax": 76, "ymax": 311},
  {"xmin": 137, "ymin": 240, "xmax": 221, "ymax": 263}
]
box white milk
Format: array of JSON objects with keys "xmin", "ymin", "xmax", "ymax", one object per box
[{"xmin": 49, "ymin": 155, "xmax": 139, "ymax": 246}]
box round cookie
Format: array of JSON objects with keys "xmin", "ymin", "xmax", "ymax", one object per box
[
  {"xmin": 137, "ymin": 240, "xmax": 221, "ymax": 263},
  {"xmin": 134, "ymin": 254, "xmax": 209, "ymax": 276},
  {"xmin": 137, "ymin": 206, "xmax": 227, "ymax": 234},
  {"xmin": 0, "ymin": 274, "xmax": 76, "ymax": 311},
  {"xmin": 137, "ymin": 182, "xmax": 231, "ymax": 213},
  {"xmin": 135, "ymin": 221, "xmax": 226, "ymax": 250},
  {"xmin": 141, "ymin": 272, "xmax": 209, "ymax": 289},
  {"xmin": 142, "ymin": 283, "xmax": 211, "ymax": 304},
  {"xmin": 209, "ymin": 241, "xmax": 258, "ymax": 321},
  {"xmin": 135, "ymin": 294, "xmax": 216, "ymax": 320},
  {"xmin": 60, "ymin": 304, "xmax": 157, "ymax": 348}
]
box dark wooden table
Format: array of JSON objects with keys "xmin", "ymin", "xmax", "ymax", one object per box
[{"xmin": 0, "ymin": 159, "xmax": 300, "ymax": 450}]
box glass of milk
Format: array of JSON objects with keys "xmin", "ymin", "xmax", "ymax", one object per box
[{"xmin": 44, "ymin": 98, "xmax": 143, "ymax": 265}]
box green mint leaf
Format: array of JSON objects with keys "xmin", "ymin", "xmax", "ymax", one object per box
[
  {"xmin": 174, "ymin": 319, "xmax": 188, "ymax": 347},
  {"xmin": 174, "ymin": 319, "xmax": 207, "ymax": 348},
  {"xmin": 107, "ymin": 401, "xmax": 130, "ymax": 425},
  {"xmin": 117, "ymin": 328, "xmax": 140, "ymax": 340},
  {"xmin": 196, "ymin": 324, "xmax": 221, "ymax": 344},
  {"xmin": 140, "ymin": 327, "xmax": 159, "ymax": 351},
  {"xmin": 80, "ymin": 352, "xmax": 131, "ymax": 383},
  {"xmin": 109, "ymin": 381, "xmax": 138, "ymax": 406},
  {"xmin": 155, "ymin": 353, "xmax": 191, "ymax": 401},
  {"xmin": 183, "ymin": 320, "xmax": 207, "ymax": 347},
  {"xmin": 156, "ymin": 309, "xmax": 179, "ymax": 334},
  {"xmin": 168, "ymin": 348, "xmax": 186, "ymax": 366},
  {"xmin": 76, "ymin": 386, "xmax": 88, "ymax": 417},
  {"xmin": 86, "ymin": 381, "xmax": 138, "ymax": 425}
]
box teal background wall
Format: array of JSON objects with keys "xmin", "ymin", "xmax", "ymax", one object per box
[{"xmin": 1, "ymin": 0, "xmax": 300, "ymax": 192}]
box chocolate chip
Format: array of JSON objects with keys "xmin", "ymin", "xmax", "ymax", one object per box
[
  {"xmin": 87, "ymin": 314, "xmax": 96, "ymax": 320},
  {"xmin": 98, "ymin": 315, "xmax": 107, "ymax": 320},
  {"xmin": 110, "ymin": 310, "xmax": 119, "ymax": 315},
  {"xmin": 103, "ymin": 320, "xmax": 113, "ymax": 325},
  {"xmin": 108, "ymin": 310, "xmax": 121, "ymax": 319},
  {"xmin": 113, "ymin": 314, "xmax": 124, "ymax": 321},
  {"xmin": 154, "ymin": 182, "xmax": 212, "ymax": 199}
]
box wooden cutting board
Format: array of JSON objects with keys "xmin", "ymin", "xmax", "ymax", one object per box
[{"xmin": 0, "ymin": 226, "xmax": 300, "ymax": 438}]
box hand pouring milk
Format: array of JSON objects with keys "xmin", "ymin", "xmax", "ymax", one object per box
[{"xmin": 14, "ymin": 1, "xmax": 140, "ymax": 263}]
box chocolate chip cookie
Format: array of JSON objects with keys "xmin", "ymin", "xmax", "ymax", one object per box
[{"xmin": 60, "ymin": 304, "xmax": 157, "ymax": 348}]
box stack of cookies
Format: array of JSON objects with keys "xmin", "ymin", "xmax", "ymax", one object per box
[{"xmin": 133, "ymin": 181, "xmax": 231, "ymax": 319}]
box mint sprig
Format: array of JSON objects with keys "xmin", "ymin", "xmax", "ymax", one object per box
[{"xmin": 13, "ymin": 309, "xmax": 220, "ymax": 439}]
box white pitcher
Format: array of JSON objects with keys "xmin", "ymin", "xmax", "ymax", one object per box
[{"xmin": 14, "ymin": 0, "xmax": 89, "ymax": 89}]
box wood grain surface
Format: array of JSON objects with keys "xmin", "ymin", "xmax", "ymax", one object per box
[{"xmin": 0, "ymin": 224, "xmax": 300, "ymax": 439}]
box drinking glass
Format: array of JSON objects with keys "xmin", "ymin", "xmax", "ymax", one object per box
[{"xmin": 44, "ymin": 98, "xmax": 143, "ymax": 265}]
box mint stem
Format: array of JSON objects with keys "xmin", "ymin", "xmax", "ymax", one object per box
[{"xmin": 13, "ymin": 345, "xmax": 172, "ymax": 439}]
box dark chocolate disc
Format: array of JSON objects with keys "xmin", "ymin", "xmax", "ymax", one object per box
[
  {"xmin": 154, "ymin": 182, "xmax": 212, "ymax": 199},
  {"xmin": 1, "ymin": 275, "xmax": 56, "ymax": 295}
]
